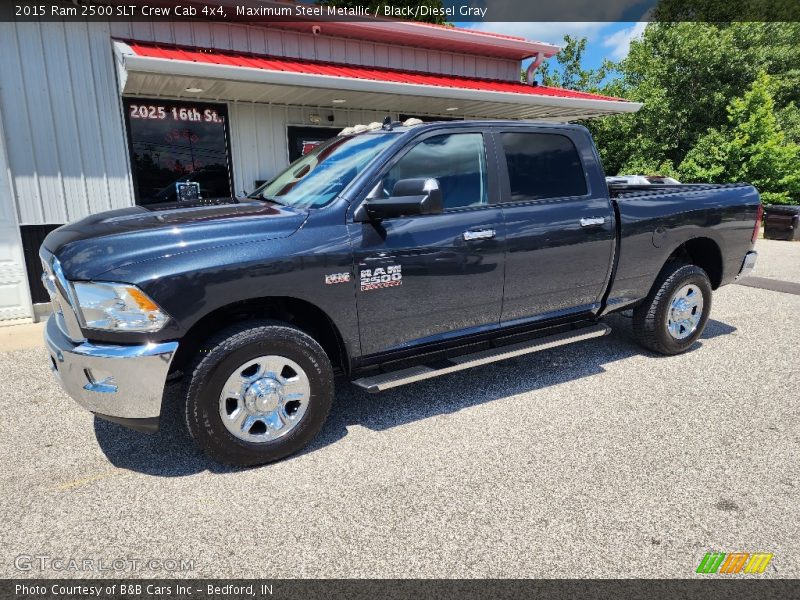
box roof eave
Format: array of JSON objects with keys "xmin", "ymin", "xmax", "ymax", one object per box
[{"xmin": 118, "ymin": 47, "xmax": 642, "ymax": 117}]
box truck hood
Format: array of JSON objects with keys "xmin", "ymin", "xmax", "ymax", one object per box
[{"xmin": 44, "ymin": 198, "xmax": 308, "ymax": 280}]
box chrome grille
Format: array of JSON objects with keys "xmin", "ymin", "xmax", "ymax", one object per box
[
  {"xmin": 40, "ymin": 259, "xmax": 63, "ymax": 316},
  {"xmin": 39, "ymin": 247, "xmax": 86, "ymax": 343}
]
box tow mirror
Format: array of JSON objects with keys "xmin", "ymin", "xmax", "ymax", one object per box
[{"xmin": 355, "ymin": 178, "xmax": 443, "ymax": 221}]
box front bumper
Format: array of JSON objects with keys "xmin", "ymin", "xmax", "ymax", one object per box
[
  {"xmin": 736, "ymin": 250, "xmax": 758, "ymax": 280},
  {"xmin": 45, "ymin": 315, "xmax": 178, "ymax": 426}
]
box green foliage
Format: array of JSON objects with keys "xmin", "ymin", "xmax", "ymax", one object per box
[
  {"xmin": 537, "ymin": 22, "xmax": 800, "ymax": 203},
  {"xmin": 675, "ymin": 129, "xmax": 729, "ymax": 182},
  {"xmin": 534, "ymin": 36, "xmax": 614, "ymax": 92},
  {"xmin": 653, "ymin": 0, "xmax": 800, "ymax": 23},
  {"xmin": 679, "ymin": 73, "xmax": 800, "ymax": 204},
  {"xmin": 777, "ymin": 103, "xmax": 800, "ymax": 145}
]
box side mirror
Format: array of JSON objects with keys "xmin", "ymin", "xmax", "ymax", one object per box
[{"xmin": 355, "ymin": 178, "xmax": 443, "ymax": 221}]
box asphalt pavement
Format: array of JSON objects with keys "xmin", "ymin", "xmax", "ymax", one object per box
[{"xmin": 0, "ymin": 239, "xmax": 797, "ymax": 579}]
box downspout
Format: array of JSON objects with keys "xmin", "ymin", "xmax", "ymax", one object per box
[{"xmin": 525, "ymin": 52, "xmax": 545, "ymax": 85}]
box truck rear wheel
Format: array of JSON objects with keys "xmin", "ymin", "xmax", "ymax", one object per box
[
  {"xmin": 183, "ymin": 320, "xmax": 333, "ymax": 466},
  {"xmin": 632, "ymin": 263, "xmax": 712, "ymax": 355}
]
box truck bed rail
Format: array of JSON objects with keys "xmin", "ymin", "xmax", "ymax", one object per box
[{"xmin": 609, "ymin": 182, "xmax": 751, "ymax": 199}]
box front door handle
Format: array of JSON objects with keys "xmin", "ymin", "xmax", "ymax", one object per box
[
  {"xmin": 580, "ymin": 217, "xmax": 606, "ymax": 227},
  {"xmin": 463, "ymin": 229, "xmax": 496, "ymax": 241}
]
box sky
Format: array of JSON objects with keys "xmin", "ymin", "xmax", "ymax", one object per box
[{"xmin": 457, "ymin": 22, "xmax": 648, "ymax": 74}]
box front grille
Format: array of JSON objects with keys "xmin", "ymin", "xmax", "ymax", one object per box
[
  {"xmin": 38, "ymin": 247, "xmax": 85, "ymax": 343},
  {"xmin": 40, "ymin": 259, "xmax": 63, "ymax": 317}
]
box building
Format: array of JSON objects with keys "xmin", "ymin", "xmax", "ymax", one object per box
[{"xmin": 0, "ymin": 9, "xmax": 641, "ymax": 324}]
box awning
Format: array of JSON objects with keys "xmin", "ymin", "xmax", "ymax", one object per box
[{"xmin": 114, "ymin": 41, "xmax": 642, "ymax": 121}]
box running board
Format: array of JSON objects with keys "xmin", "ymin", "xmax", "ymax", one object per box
[{"xmin": 352, "ymin": 323, "xmax": 611, "ymax": 393}]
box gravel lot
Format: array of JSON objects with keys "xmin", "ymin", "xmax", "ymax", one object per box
[{"xmin": 0, "ymin": 240, "xmax": 797, "ymax": 579}]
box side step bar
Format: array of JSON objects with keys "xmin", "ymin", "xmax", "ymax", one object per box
[{"xmin": 352, "ymin": 322, "xmax": 611, "ymax": 393}]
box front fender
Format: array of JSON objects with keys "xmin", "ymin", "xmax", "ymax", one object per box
[{"xmin": 84, "ymin": 205, "xmax": 361, "ymax": 359}]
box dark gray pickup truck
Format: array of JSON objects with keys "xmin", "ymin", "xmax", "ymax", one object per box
[{"xmin": 41, "ymin": 120, "xmax": 761, "ymax": 465}]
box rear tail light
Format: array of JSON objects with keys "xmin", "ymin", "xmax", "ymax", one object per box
[{"xmin": 752, "ymin": 204, "xmax": 763, "ymax": 243}]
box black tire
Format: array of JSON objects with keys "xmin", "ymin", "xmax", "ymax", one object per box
[
  {"xmin": 632, "ymin": 262, "xmax": 713, "ymax": 355},
  {"xmin": 183, "ymin": 320, "xmax": 333, "ymax": 466}
]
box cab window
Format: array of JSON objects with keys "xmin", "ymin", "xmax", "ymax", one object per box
[
  {"xmin": 500, "ymin": 132, "xmax": 587, "ymax": 201},
  {"xmin": 380, "ymin": 133, "xmax": 488, "ymax": 210}
]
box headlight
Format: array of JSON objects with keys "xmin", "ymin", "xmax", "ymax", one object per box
[{"xmin": 72, "ymin": 282, "xmax": 169, "ymax": 332}]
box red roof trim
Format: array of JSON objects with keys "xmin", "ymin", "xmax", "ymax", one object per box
[{"xmin": 125, "ymin": 42, "xmax": 628, "ymax": 103}]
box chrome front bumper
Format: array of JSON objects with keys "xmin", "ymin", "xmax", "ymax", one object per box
[
  {"xmin": 736, "ymin": 250, "xmax": 758, "ymax": 280},
  {"xmin": 45, "ymin": 315, "xmax": 178, "ymax": 421}
]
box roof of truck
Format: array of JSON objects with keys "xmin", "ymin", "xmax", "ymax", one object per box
[{"xmin": 349, "ymin": 119, "xmax": 586, "ymax": 135}]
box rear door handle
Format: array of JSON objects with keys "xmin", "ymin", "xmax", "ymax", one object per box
[
  {"xmin": 463, "ymin": 229, "xmax": 496, "ymax": 241},
  {"xmin": 580, "ymin": 217, "xmax": 606, "ymax": 227}
]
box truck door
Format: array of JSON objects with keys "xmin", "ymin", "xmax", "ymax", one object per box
[
  {"xmin": 347, "ymin": 130, "xmax": 506, "ymax": 357},
  {"xmin": 493, "ymin": 128, "xmax": 615, "ymax": 323}
]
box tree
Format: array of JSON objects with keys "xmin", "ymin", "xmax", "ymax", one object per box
[
  {"xmin": 533, "ymin": 35, "xmax": 614, "ymax": 92},
  {"xmin": 679, "ymin": 73, "xmax": 800, "ymax": 204},
  {"xmin": 525, "ymin": 21, "xmax": 800, "ymax": 203},
  {"xmin": 653, "ymin": 0, "xmax": 800, "ymax": 26},
  {"xmin": 680, "ymin": 73, "xmax": 800, "ymax": 204},
  {"xmin": 582, "ymin": 21, "xmax": 800, "ymax": 189}
]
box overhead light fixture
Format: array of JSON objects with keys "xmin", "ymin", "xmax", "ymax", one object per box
[
  {"xmin": 445, "ymin": 107, "xmax": 459, "ymax": 111},
  {"xmin": 331, "ymin": 99, "xmax": 346, "ymax": 104},
  {"xmin": 185, "ymin": 87, "xmax": 204, "ymax": 93}
]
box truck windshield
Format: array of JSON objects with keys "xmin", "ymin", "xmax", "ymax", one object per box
[{"xmin": 248, "ymin": 133, "xmax": 397, "ymax": 209}]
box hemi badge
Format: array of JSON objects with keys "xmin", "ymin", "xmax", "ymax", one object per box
[{"xmin": 325, "ymin": 272, "xmax": 351, "ymax": 285}]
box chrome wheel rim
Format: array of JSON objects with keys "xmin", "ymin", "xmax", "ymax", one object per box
[
  {"xmin": 667, "ymin": 284, "xmax": 704, "ymax": 340},
  {"xmin": 218, "ymin": 355, "xmax": 310, "ymax": 443}
]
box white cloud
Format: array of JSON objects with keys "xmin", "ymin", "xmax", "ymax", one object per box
[
  {"xmin": 602, "ymin": 22, "xmax": 647, "ymax": 61},
  {"xmin": 464, "ymin": 22, "xmax": 608, "ymax": 49}
]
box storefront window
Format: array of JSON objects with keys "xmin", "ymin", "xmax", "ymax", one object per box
[
  {"xmin": 123, "ymin": 99, "xmax": 233, "ymax": 205},
  {"xmin": 286, "ymin": 126, "xmax": 340, "ymax": 162}
]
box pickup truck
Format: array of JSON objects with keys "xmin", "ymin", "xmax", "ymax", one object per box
[{"xmin": 41, "ymin": 120, "xmax": 761, "ymax": 466}]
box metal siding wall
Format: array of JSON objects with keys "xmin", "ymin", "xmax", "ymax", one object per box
[
  {"xmin": 40, "ymin": 22, "xmax": 88, "ymax": 222},
  {"xmin": 108, "ymin": 22, "xmax": 520, "ymax": 80},
  {"xmin": 0, "ymin": 23, "xmax": 43, "ymax": 225},
  {"xmin": 87, "ymin": 24, "xmax": 136, "ymax": 213},
  {"xmin": 0, "ymin": 19, "xmax": 519, "ymax": 226},
  {"xmin": 0, "ymin": 22, "xmax": 134, "ymax": 226},
  {"xmin": 0, "ymin": 107, "xmax": 34, "ymax": 320}
]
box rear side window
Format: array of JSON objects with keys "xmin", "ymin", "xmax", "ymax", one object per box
[{"xmin": 499, "ymin": 132, "xmax": 587, "ymax": 201}]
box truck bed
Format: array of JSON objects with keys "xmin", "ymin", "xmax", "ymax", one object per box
[{"xmin": 604, "ymin": 181, "xmax": 760, "ymax": 311}]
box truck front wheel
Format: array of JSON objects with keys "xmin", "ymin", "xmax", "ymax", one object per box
[
  {"xmin": 632, "ymin": 263, "xmax": 713, "ymax": 355},
  {"xmin": 183, "ymin": 320, "xmax": 334, "ymax": 466}
]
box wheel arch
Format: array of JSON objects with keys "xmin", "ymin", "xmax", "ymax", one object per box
[
  {"xmin": 663, "ymin": 236, "xmax": 723, "ymax": 289},
  {"xmin": 171, "ymin": 296, "xmax": 349, "ymax": 377}
]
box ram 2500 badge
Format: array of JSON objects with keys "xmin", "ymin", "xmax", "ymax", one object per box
[{"xmin": 41, "ymin": 120, "xmax": 761, "ymax": 465}]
